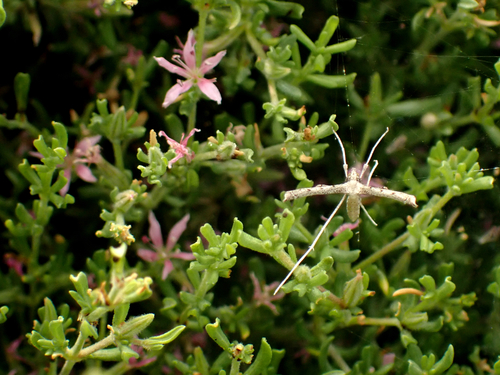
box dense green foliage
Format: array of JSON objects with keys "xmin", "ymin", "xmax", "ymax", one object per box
[{"xmin": 1, "ymin": 0, "xmax": 500, "ymax": 374}]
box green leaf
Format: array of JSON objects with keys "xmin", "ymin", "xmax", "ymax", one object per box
[
  {"xmin": 114, "ymin": 314, "xmax": 154, "ymax": 338},
  {"xmin": 0, "ymin": 0, "xmax": 5, "ymax": 27},
  {"xmin": 316, "ymin": 16, "xmax": 339, "ymax": 48},
  {"xmin": 323, "ymin": 39, "xmax": 357, "ymax": 54},
  {"xmin": 244, "ymin": 338, "xmax": 273, "ymax": 375},
  {"xmin": 141, "ymin": 325, "xmax": 186, "ymax": 351},
  {"xmin": 112, "ymin": 304, "xmax": 130, "ymax": 327},
  {"xmin": 408, "ymin": 360, "xmax": 424, "ymax": 375},
  {"xmin": 290, "ymin": 25, "xmax": 316, "ymax": 51},
  {"xmin": 430, "ymin": 345, "xmax": 454, "ymax": 374},
  {"xmin": 80, "ymin": 320, "xmax": 98, "ymax": 339},
  {"xmin": 306, "ymin": 73, "xmax": 356, "ymax": 88},
  {"xmin": 206, "ymin": 318, "xmax": 231, "ymax": 352},
  {"xmin": 457, "ymin": 0, "xmax": 479, "ymax": 9},
  {"xmin": 330, "ymin": 248, "xmax": 360, "ymax": 263},
  {"xmin": 264, "ymin": 0, "xmax": 304, "ymax": 18},
  {"xmin": 0, "ymin": 306, "xmax": 9, "ymax": 324},
  {"xmin": 14, "ymin": 73, "xmax": 30, "ymax": 112}
]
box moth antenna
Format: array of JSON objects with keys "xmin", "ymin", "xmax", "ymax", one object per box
[
  {"xmin": 360, "ymin": 127, "xmax": 389, "ymax": 179},
  {"xmin": 332, "ymin": 128, "xmax": 348, "ymax": 178}
]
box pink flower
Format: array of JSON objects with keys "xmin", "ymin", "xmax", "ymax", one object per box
[
  {"xmin": 154, "ymin": 29, "xmax": 226, "ymax": 108},
  {"xmin": 128, "ymin": 345, "xmax": 157, "ymax": 368},
  {"xmin": 31, "ymin": 135, "xmax": 102, "ymax": 196},
  {"xmin": 4, "ymin": 253, "xmax": 24, "ymax": 278},
  {"xmin": 333, "ymin": 221, "xmax": 360, "ymax": 237},
  {"xmin": 137, "ymin": 211, "xmax": 195, "ymax": 280},
  {"xmin": 122, "ymin": 44, "xmax": 143, "ymax": 66},
  {"xmin": 250, "ymin": 273, "xmax": 284, "ymax": 315},
  {"xmin": 159, "ymin": 128, "xmax": 200, "ymax": 168},
  {"xmin": 6, "ymin": 336, "xmax": 26, "ymax": 363},
  {"xmin": 61, "ymin": 136, "xmax": 102, "ymax": 195}
]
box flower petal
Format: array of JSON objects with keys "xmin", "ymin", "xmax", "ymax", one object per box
[
  {"xmin": 333, "ymin": 221, "xmax": 359, "ymax": 237},
  {"xmin": 60, "ymin": 168, "xmax": 72, "ymax": 196},
  {"xmin": 75, "ymin": 164, "xmax": 97, "ymax": 183},
  {"xmin": 75, "ymin": 135, "xmax": 102, "ymax": 156},
  {"xmin": 154, "ymin": 57, "xmax": 190, "ymax": 79},
  {"xmin": 197, "ymin": 78, "xmax": 222, "ymax": 104},
  {"xmin": 166, "ymin": 153, "xmax": 183, "ymax": 169},
  {"xmin": 148, "ymin": 211, "xmax": 164, "ymax": 249},
  {"xmin": 166, "ymin": 213, "xmax": 190, "ymax": 251},
  {"xmin": 171, "ymin": 251, "xmax": 195, "ymax": 261},
  {"xmin": 4, "ymin": 254, "xmax": 24, "ymax": 277},
  {"xmin": 158, "ymin": 131, "xmax": 179, "ymax": 148},
  {"xmin": 183, "ymin": 29, "xmax": 197, "ymax": 69},
  {"xmin": 137, "ymin": 248, "xmax": 158, "ymax": 262},
  {"xmin": 162, "ymin": 80, "xmax": 193, "ymax": 108},
  {"xmin": 180, "ymin": 128, "xmax": 200, "ymax": 146},
  {"xmin": 162, "ymin": 259, "xmax": 174, "ymax": 280},
  {"xmin": 199, "ymin": 50, "xmax": 227, "ymax": 75}
]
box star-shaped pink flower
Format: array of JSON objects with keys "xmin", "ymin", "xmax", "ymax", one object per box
[
  {"xmin": 30, "ymin": 135, "xmax": 102, "ymax": 196},
  {"xmin": 137, "ymin": 211, "xmax": 195, "ymax": 280},
  {"xmin": 154, "ymin": 29, "xmax": 226, "ymax": 108},
  {"xmin": 250, "ymin": 273, "xmax": 284, "ymax": 315},
  {"xmin": 61, "ymin": 135, "xmax": 102, "ymax": 196},
  {"xmin": 159, "ymin": 128, "xmax": 200, "ymax": 168}
]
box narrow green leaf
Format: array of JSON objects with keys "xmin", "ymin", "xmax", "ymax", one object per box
[
  {"xmin": 206, "ymin": 318, "xmax": 231, "ymax": 352},
  {"xmin": 306, "ymin": 73, "xmax": 356, "ymax": 88},
  {"xmin": 244, "ymin": 338, "xmax": 273, "ymax": 375}
]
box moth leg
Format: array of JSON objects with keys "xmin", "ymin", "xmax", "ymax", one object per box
[
  {"xmin": 360, "ymin": 203, "xmax": 378, "ymax": 226},
  {"xmin": 274, "ymin": 194, "xmax": 347, "ymax": 295}
]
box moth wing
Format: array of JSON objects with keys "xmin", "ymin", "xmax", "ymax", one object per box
[
  {"xmin": 283, "ymin": 183, "xmax": 350, "ymax": 202},
  {"xmin": 357, "ymin": 185, "xmax": 417, "ymax": 207}
]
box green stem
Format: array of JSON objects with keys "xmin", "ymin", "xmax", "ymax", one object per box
[
  {"xmin": 193, "ymin": 150, "xmax": 218, "ymax": 162},
  {"xmin": 102, "ymin": 362, "xmax": 130, "ymax": 375},
  {"xmin": 328, "ymin": 344, "xmax": 351, "ymax": 373},
  {"xmin": 30, "ymin": 195, "xmax": 50, "ymax": 274},
  {"xmin": 229, "ymin": 358, "xmax": 241, "ymax": 375},
  {"xmin": 129, "ymin": 86, "xmax": 140, "ymax": 111},
  {"xmin": 356, "ymin": 189, "xmax": 456, "ymax": 270},
  {"xmin": 294, "ymin": 222, "xmax": 313, "ymax": 244},
  {"xmin": 192, "ymin": 5, "xmax": 216, "ymax": 135},
  {"xmin": 142, "ymin": 184, "xmax": 169, "ymax": 211},
  {"xmin": 414, "ymin": 7, "xmax": 462, "ymax": 59},
  {"xmin": 59, "ymin": 359, "xmax": 76, "ymax": 375},
  {"xmin": 67, "ymin": 330, "xmax": 87, "ymax": 358},
  {"xmin": 196, "ymin": 7, "xmax": 208, "ymax": 66},
  {"xmin": 259, "ymin": 143, "xmax": 285, "ymax": 159},
  {"xmin": 350, "ymin": 316, "xmax": 402, "ymax": 329},
  {"xmin": 99, "ymin": 313, "xmax": 108, "ymax": 340},
  {"xmin": 317, "ymin": 286, "xmax": 346, "ymax": 308},
  {"xmin": 260, "ymin": 141, "xmax": 315, "ymax": 160},
  {"xmin": 268, "ymin": 79, "xmax": 279, "ymax": 104},
  {"xmin": 203, "ymin": 25, "xmax": 245, "ymax": 55},
  {"xmin": 48, "ymin": 361, "xmax": 58, "ymax": 375},
  {"xmin": 78, "ymin": 335, "xmax": 114, "ymax": 358},
  {"xmin": 430, "ymin": 189, "xmax": 455, "ymax": 217},
  {"xmin": 422, "ymin": 177, "xmax": 444, "ymax": 195},
  {"xmin": 245, "ymin": 27, "xmax": 266, "ymax": 60},
  {"xmin": 358, "ymin": 121, "xmax": 373, "ymax": 162},
  {"xmin": 272, "ymin": 247, "xmax": 297, "ymax": 271},
  {"xmin": 112, "ymin": 140, "xmax": 124, "ymax": 170},
  {"xmin": 299, "ymin": 55, "xmax": 316, "ymax": 78},
  {"xmin": 187, "ymin": 101, "xmax": 197, "ymax": 143},
  {"xmin": 195, "ymin": 269, "xmax": 218, "ymax": 299},
  {"xmin": 355, "ymin": 232, "xmax": 410, "ymax": 270}
]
